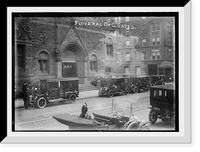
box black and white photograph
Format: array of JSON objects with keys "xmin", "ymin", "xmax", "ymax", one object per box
[{"xmin": 13, "ymin": 14, "xmax": 178, "ymax": 132}]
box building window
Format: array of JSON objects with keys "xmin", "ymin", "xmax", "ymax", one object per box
[
  {"xmin": 151, "ymin": 50, "xmax": 161, "ymax": 60},
  {"xmin": 38, "ymin": 51, "xmax": 50, "ymax": 74},
  {"xmin": 115, "ymin": 17, "xmax": 121, "ymax": 23},
  {"xmin": 126, "ymin": 39, "xmax": 130, "ymax": 48},
  {"xmin": 106, "ymin": 44, "xmax": 113, "ymax": 59},
  {"xmin": 152, "ymin": 37, "xmax": 160, "ymax": 46},
  {"xmin": 125, "ymin": 52, "xmax": 130, "ymax": 61},
  {"xmin": 156, "ymin": 37, "xmax": 160, "ymax": 45},
  {"xmin": 106, "ymin": 37, "xmax": 114, "ymax": 59},
  {"xmin": 168, "ymin": 37, "xmax": 172, "ymax": 45},
  {"xmin": 152, "ymin": 38, "xmax": 156, "ymax": 45},
  {"xmin": 142, "ymin": 52, "xmax": 146, "ymax": 60},
  {"xmin": 124, "ymin": 66, "xmax": 129, "ymax": 75},
  {"xmin": 17, "ymin": 44, "xmax": 26, "ymax": 71},
  {"xmin": 167, "ymin": 48, "xmax": 173, "ymax": 60},
  {"xmin": 141, "ymin": 23, "xmax": 147, "ymax": 33},
  {"xmin": 142, "ymin": 37, "xmax": 147, "ymax": 46},
  {"xmin": 152, "ymin": 22, "xmax": 160, "ymax": 31},
  {"xmin": 90, "ymin": 54, "xmax": 98, "ymax": 72},
  {"xmin": 38, "ymin": 60, "xmax": 48, "ymax": 72},
  {"xmin": 135, "ymin": 66, "xmax": 141, "ymax": 75},
  {"xmin": 125, "ymin": 17, "xmax": 129, "ymax": 22}
]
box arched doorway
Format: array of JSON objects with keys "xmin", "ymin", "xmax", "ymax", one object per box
[{"xmin": 58, "ymin": 41, "xmax": 87, "ymax": 84}]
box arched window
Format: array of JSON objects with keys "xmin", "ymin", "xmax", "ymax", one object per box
[
  {"xmin": 90, "ymin": 54, "xmax": 98, "ymax": 72},
  {"xmin": 106, "ymin": 37, "xmax": 114, "ymax": 59},
  {"xmin": 37, "ymin": 51, "xmax": 50, "ymax": 74}
]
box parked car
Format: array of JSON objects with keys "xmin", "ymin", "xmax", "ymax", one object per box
[
  {"xmin": 91, "ymin": 74, "xmax": 111, "ymax": 86},
  {"xmin": 98, "ymin": 77, "xmax": 130, "ymax": 97},
  {"xmin": 29, "ymin": 78, "xmax": 79, "ymax": 109},
  {"xmin": 128, "ymin": 76, "xmax": 151, "ymax": 93},
  {"xmin": 148, "ymin": 84, "xmax": 176, "ymax": 127},
  {"xmin": 149, "ymin": 75, "xmax": 165, "ymax": 86},
  {"xmin": 163, "ymin": 75, "xmax": 174, "ymax": 83}
]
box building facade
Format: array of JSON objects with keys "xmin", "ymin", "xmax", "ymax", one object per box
[
  {"xmin": 118, "ymin": 17, "xmax": 175, "ymax": 76},
  {"xmin": 14, "ymin": 16, "xmax": 175, "ymax": 95},
  {"xmin": 14, "ymin": 17, "xmax": 125, "ymax": 94}
]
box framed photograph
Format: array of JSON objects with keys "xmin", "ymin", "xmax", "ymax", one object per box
[{"xmin": 2, "ymin": 2, "xmax": 191, "ymax": 144}]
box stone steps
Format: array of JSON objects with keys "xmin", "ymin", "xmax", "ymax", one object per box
[{"xmin": 79, "ymin": 83, "xmax": 98, "ymax": 92}]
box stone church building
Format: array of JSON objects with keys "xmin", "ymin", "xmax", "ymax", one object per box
[{"xmin": 14, "ymin": 17, "xmax": 140, "ymax": 94}]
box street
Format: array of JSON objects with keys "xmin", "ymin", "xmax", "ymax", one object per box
[{"xmin": 14, "ymin": 92, "xmax": 174, "ymax": 131}]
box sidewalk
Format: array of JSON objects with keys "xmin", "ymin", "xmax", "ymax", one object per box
[{"xmin": 15, "ymin": 90, "xmax": 99, "ymax": 109}]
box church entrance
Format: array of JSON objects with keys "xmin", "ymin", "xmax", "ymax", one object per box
[{"xmin": 58, "ymin": 42, "xmax": 87, "ymax": 84}]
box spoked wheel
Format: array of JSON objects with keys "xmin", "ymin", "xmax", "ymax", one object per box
[
  {"xmin": 134, "ymin": 87, "xmax": 138, "ymax": 93},
  {"xmin": 98, "ymin": 90, "xmax": 102, "ymax": 97},
  {"xmin": 146, "ymin": 84, "xmax": 150, "ymax": 91},
  {"xmin": 148, "ymin": 110, "xmax": 158, "ymax": 124},
  {"xmin": 68, "ymin": 94, "xmax": 76, "ymax": 103},
  {"xmin": 124, "ymin": 88, "xmax": 130, "ymax": 95},
  {"xmin": 107, "ymin": 90, "xmax": 114, "ymax": 98},
  {"xmin": 36, "ymin": 97, "xmax": 47, "ymax": 109}
]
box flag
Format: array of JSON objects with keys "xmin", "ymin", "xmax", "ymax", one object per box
[{"xmin": 114, "ymin": 52, "xmax": 122, "ymax": 63}]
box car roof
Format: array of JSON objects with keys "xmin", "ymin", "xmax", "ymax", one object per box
[
  {"xmin": 150, "ymin": 83, "xmax": 175, "ymax": 90},
  {"xmin": 112, "ymin": 77, "xmax": 128, "ymax": 79},
  {"xmin": 149, "ymin": 75, "xmax": 164, "ymax": 77},
  {"xmin": 39, "ymin": 78, "xmax": 79, "ymax": 82},
  {"xmin": 129, "ymin": 75, "xmax": 150, "ymax": 78}
]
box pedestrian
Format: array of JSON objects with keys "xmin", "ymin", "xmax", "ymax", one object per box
[
  {"xmin": 79, "ymin": 103, "xmax": 91, "ymax": 119},
  {"xmin": 23, "ymin": 81, "xmax": 30, "ymax": 109}
]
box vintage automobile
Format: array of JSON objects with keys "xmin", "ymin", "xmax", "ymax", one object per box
[
  {"xmin": 148, "ymin": 84, "xmax": 176, "ymax": 127},
  {"xmin": 149, "ymin": 75, "xmax": 165, "ymax": 86},
  {"xmin": 90, "ymin": 74, "xmax": 111, "ymax": 86},
  {"xmin": 29, "ymin": 78, "xmax": 79, "ymax": 109},
  {"xmin": 53, "ymin": 103, "xmax": 150, "ymax": 130},
  {"xmin": 98, "ymin": 77, "xmax": 130, "ymax": 97},
  {"xmin": 128, "ymin": 76, "xmax": 151, "ymax": 93},
  {"xmin": 163, "ymin": 75, "xmax": 174, "ymax": 83}
]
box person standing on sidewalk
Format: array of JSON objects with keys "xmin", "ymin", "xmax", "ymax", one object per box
[{"xmin": 23, "ymin": 81, "xmax": 30, "ymax": 109}]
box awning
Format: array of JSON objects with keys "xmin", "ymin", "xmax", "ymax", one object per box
[{"xmin": 159, "ymin": 61, "xmax": 173, "ymax": 68}]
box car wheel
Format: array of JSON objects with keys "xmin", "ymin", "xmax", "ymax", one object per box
[
  {"xmin": 134, "ymin": 87, "xmax": 138, "ymax": 93},
  {"xmin": 98, "ymin": 90, "xmax": 102, "ymax": 97},
  {"xmin": 36, "ymin": 97, "xmax": 47, "ymax": 109},
  {"xmin": 146, "ymin": 85, "xmax": 150, "ymax": 91},
  {"xmin": 124, "ymin": 88, "xmax": 130, "ymax": 95},
  {"xmin": 68, "ymin": 94, "xmax": 76, "ymax": 103},
  {"xmin": 108, "ymin": 90, "xmax": 114, "ymax": 98},
  {"xmin": 149, "ymin": 110, "xmax": 158, "ymax": 124}
]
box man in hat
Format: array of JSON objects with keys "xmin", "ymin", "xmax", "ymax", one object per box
[
  {"xmin": 79, "ymin": 103, "xmax": 91, "ymax": 119},
  {"xmin": 23, "ymin": 81, "xmax": 30, "ymax": 109}
]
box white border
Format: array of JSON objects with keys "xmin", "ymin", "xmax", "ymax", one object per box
[{"xmin": 4, "ymin": 5, "xmax": 191, "ymax": 144}]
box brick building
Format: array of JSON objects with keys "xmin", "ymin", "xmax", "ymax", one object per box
[{"xmin": 118, "ymin": 17, "xmax": 175, "ymax": 76}]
